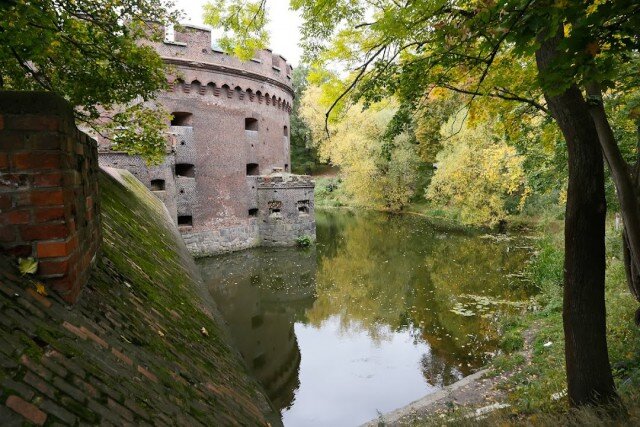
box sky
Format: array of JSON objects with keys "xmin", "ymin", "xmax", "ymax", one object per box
[{"xmin": 172, "ymin": 0, "xmax": 304, "ymax": 67}]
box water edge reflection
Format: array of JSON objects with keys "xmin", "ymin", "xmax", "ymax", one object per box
[{"xmin": 198, "ymin": 209, "xmax": 531, "ymax": 426}]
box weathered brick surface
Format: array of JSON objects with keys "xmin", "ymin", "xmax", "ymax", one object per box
[
  {"xmin": 98, "ymin": 25, "xmax": 315, "ymax": 257},
  {"xmin": 256, "ymin": 174, "xmax": 316, "ymax": 245},
  {"xmin": 0, "ymin": 169, "xmax": 277, "ymax": 426},
  {"xmin": 0, "ymin": 92, "xmax": 101, "ymax": 303},
  {"xmin": 5, "ymin": 395, "xmax": 47, "ymax": 425}
]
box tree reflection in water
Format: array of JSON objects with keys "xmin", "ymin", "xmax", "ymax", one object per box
[
  {"xmin": 311, "ymin": 210, "xmax": 530, "ymax": 377},
  {"xmin": 198, "ymin": 209, "xmax": 531, "ymax": 426}
]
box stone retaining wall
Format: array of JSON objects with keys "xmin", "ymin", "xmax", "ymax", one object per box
[
  {"xmin": 182, "ymin": 221, "xmax": 260, "ymax": 257},
  {"xmin": 0, "ymin": 168, "xmax": 278, "ymax": 426}
]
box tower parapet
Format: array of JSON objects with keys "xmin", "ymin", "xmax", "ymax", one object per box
[{"xmin": 154, "ymin": 24, "xmax": 293, "ymax": 94}]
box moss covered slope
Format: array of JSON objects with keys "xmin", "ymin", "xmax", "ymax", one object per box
[{"xmin": 0, "ymin": 168, "xmax": 276, "ymax": 426}]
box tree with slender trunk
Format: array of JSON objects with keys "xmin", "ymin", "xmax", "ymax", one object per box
[
  {"xmin": 585, "ymin": 82, "xmax": 640, "ymax": 322},
  {"xmin": 536, "ymin": 28, "xmax": 615, "ymax": 405}
]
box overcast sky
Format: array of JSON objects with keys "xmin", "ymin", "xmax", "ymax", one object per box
[{"xmin": 172, "ymin": 0, "xmax": 304, "ymax": 66}]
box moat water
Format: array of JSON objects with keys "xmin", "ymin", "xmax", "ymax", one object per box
[{"xmin": 197, "ymin": 209, "xmax": 532, "ymax": 427}]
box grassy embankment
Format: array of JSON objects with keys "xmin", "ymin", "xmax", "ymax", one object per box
[
  {"xmin": 421, "ymin": 218, "xmax": 640, "ymax": 426},
  {"xmin": 315, "ymin": 177, "xmax": 640, "ymax": 424},
  {"xmin": 480, "ymin": 216, "xmax": 640, "ymax": 425}
]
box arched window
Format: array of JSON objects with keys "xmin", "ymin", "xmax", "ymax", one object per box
[
  {"xmin": 222, "ymin": 84, "xmax": 231, "ymax": 98},
  {"xmin": 191, "ymin": 80, "xmax": 204, "ymax": 94}
]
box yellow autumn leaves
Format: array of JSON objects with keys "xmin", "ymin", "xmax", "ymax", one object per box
[
  {"xmin": 300, "ymin": 88, "xmax": 421, "ymax": 210},
  {"xmin": 427, "ymin": 111, "xmax": 529, "ymax": 227},
  {"xmin": 301, "ymin": 80, "xmax": 529, "ymax": 225}
]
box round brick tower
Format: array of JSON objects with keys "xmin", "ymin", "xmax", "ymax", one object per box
[{"xmin": 98, "ymin": 23, "xmax": 315, "ymax": 257}]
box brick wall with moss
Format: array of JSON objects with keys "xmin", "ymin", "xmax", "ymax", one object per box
[{"xmin": 0, "ymin": 167, "xmax": 279, "ymax": 426}]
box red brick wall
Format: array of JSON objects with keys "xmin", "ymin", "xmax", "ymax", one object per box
[{"xmin": 0, "ymin": 91, "xmax": 101, "ymax": 303}]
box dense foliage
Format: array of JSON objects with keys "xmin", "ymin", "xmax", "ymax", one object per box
[
  {"xmin": 0, "ymin": 0, "xmax": 177, "ymax": 162},
  {"xmin": 301, "ymin": 86, "xmax": 421, "ymax": 209},
  {"xmin": 289, "ymin": 65, "xmax": 322, "ymax": 175},
  {"xmin": 203, "ymin": 0, "xmax": 268, "ymax": 60},
  {"xmin": 427, "ymin": 112, "xmax": 529, "ymax": 227}
]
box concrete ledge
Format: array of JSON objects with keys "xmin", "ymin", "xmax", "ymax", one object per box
[{"xmin": 361, "ymin": 369, "xmax": 490, "ymax": 426}]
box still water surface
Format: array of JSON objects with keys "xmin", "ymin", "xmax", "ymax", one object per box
[{"xmin": 197, "ymin": 209, "xmax": 531, "ymax": 426}]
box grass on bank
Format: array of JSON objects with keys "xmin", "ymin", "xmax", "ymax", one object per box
[
  {"xmin": 314, "ymin": 177, "xmax": 350, "ymax": 208},
  {"xmin": 444, "ymin": 217, "xmax": 640, "ymax": 425},
  {"xmin": 407, "ymin": 218, "xmax": 640, "ymax": 426}
]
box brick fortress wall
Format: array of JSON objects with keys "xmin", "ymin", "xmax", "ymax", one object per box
[
  {"xmin": 257, "ymin": 175, "xmax": 315, "ymax": 246},
  {"xmin": 0, "ymin": 92, "xmax": 101, "ymax": 303},
  {"xmin": 98, "ymin": 24, "xmax": 315, "ymax": 256}
]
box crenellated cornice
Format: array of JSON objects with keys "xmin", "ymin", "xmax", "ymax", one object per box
[{"xmin": 163, "ymin": 57, "xmax": 295, "ymax": 98}]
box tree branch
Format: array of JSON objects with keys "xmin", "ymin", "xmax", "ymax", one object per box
[
  {"xmin": 323, "ymin": 44, "xmax": 387, "ymax": 135},
  {"xmin": 441, "ymin": 83, "xmax": 548, "ymax": 114},
  {"xmin": 9, "ymin": 47, "xmax": 54, "ymax": 91}
]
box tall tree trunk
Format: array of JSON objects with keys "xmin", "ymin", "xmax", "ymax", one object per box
[
  {"xmin": 625, "ymin": 121, "xmax": 640, "ymax": 324},
  {"xmin": 622, "ymin": 230, "xmax": 640, "ymax": 325},
  {"xmin": 535, "ymin": 31, "xmax": 618, "ymax": 406},
  {"xmin": 586, "ymin": 84, "xmax": 640, "ymax": 312}
]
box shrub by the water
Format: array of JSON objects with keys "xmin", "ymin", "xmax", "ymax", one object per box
[{"xmin": 296, "ymin": 235, "xmax": 313, "ymax": 247}]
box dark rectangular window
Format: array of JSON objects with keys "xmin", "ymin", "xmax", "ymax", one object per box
[
  {"xmin": 283, "ymin": 126, "xmax": 289, "ymax": 136},
  {"xmin": 248, "ymin": 208, "xmax": 258, "ymax": 217},
  {"xmin": 269, "ymin": 200, "xmax": 282, "ymax": 216},
  {"xmin": 246, "ymin": 163, "xmax": 259, "ymax": 176},
  {"xmin": 251, "ymin": 314, "xmax": 263, "ymax": 328},
  {"xmin": 175, "ymin": 164, "xmax": 195, "ymax": 178},
  {"xmin": 171, "ymin": 112, "xmax": 192, "ymax": 126},
  {"xmin": 298, "ymin": 200, "xmax": 310, "ymax": 214},
  {"xmin": 177, "ymin": 215, "xmax": 193, "ymax": 226},
  {"xmin": 245, "ymin": 118, "xmax": 259, "ymax": 131},
  {"xmin": 150, "ymin": 179, "xmax": 165, "ymax": 191}
]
